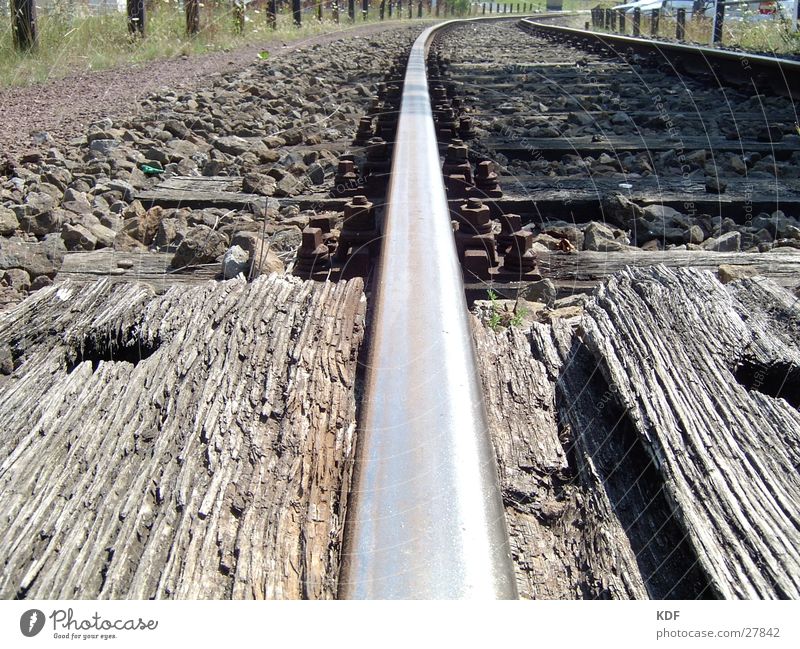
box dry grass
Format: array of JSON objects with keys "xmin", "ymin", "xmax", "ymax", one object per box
[
  {"xmin": 0, "ymin": 2, "xmax": 423, "ymax": 88},
  {"xmin": 592, "ymin": 7, "xmax": 800, "ymax": 55}
]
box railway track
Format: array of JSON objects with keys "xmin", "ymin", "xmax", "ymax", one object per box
[
  {"xmin": 336, "ymin": 15, "xmax": 800, "ymax": 598},
  {"xmin": 1, "ymin": 14, "xmax": 800, "ymax": 601}
]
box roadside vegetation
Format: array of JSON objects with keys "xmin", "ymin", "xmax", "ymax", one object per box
[
  {"xmin": 0, "ymin": 0, "xmax": 453, "ymax": 88},
  {"xmin": 584, "ymin": 1, "xmax": 800, "ymax": 54}
]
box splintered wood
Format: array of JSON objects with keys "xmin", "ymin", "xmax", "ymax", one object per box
[
  {"xmin": 1, "ymin": 264, "xmax": 798, "ymax": 599},
  {"xmin": 0, "ymin": 275, "xmax": 365, "ymax": 599},
  {"xmin": 473, "ymin": 322, "xmax": 648, "ymax": 599},
  {"xmin": 475, "ymin": 265, "xmax": 800, "ymax": 599}
]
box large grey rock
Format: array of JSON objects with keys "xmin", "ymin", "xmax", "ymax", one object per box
[
  {"xmin": 61, "ymin": 188, "xmax": 93, "ymax": 215},
  {"xmin": 531, "ymin": 233, "xmax": 563, "ymax": 251},
  {"xmin": 0, "ymin": 286, "xmax": 24, "ymax": 313},
  {"xmin": 242, "ymin": 173, "xmax": 276, "ymax": 196},
  {"xmin": 15, "ymin": 208, "xmax": 63, "ymax": 237},
  {"xmin": 122, "ymin": 206, "xmax": 162, "ymax": 245},
  {"xmin": 274, "ymin": 175, "xmax": 303, "ymax": 198},
  {"xmin": 107, "ymin": 179, "xmax": 135, "ymax": 202},
  {"xmin": 166, "ymin": 139, "xmax": 199, "ymax": 161},
  {"xmin": 0, "ymin": 239, "xmax": 62, "ymax": 278},
  {"xmin": 685, "ymin": 225, "xmax": 705, "ymax": 245},
  {"xmin": 2, "ymin": 268, "xmax": 31, "ymax": 292},
  {"xmin": 61, "ymin": 223, "xmax": 97, "ymax": 251},
  {"xmin": 520, "ymin": 278, "xmax": 556, "ymax": 307},
  {"xmin": 86, "ymin": 222, "xmax": 117, "ymax": 249},
  {"xmin": 89, "ymin": 139, "xmax": 119, "ymax": 157},
  {"xmin": 154, "ymin": 217, "xmax": 188, "ymax": 250},
  {"xmin": 584, "ymin": 221, "xmax": 629, "ymax": 251},
  {"xmin": 230, "ymin": 231, "xmax": 285, "ymax": 277},
  {"xmin": 0, "ymin": 207, "xmax": 19, "ymax": 235},
  {"xmin": 171, "ymin": 225, "xmax": 229, "ymax": 268},
  {"xmin": 0, "ymin": 342, "xmax": 13, "ymax": 374},
  {"xmin": 542, "ymin": 224, "xmax": 584, "ymax": 250},
  {"xmin": 601, "ymin": 192, "xmax": 644, "ymax": 228},
  {"xmin": 270, "ymin": 227, "xmax": 302, "ymax": 252},
  {"xmin": 307, "ymin": 162, "xmax": 325, "ymax": 185},
  {"xmin": 717, "ymin": 264, "xmax": 758, "ymax": 284},
  {"xmin": 641, "ymin": 204, "xmax": 689, "ymax": 228},
  {"xmin": 14, "ymin": 191, "xmax": 56, "ymax": 217},
  {"xmin": 702, "ymin": 231, "xmax": 741, "ymax": 252},
  {"xmin": 222, "ymin": 245, "xmax": 250, "ymax": 279},
  {"xmin": 633, "ymin": 217, "xmax": 685, "ymax": 246},
  {"xmin": 250, "ymin": 245, "xmax": 284, "ymax": 277},
  {"xmin": 214, "ymin": 135, "xmax": 251, "ymax": 156}
]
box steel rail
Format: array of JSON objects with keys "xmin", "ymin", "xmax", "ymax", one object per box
[
  {"xmin": 519, "ymin": 18, "xmax": 800, "ymax": 97},
  {"xmin": 338, "ymin": 21, "xmax": 519, "ymax": 600}
]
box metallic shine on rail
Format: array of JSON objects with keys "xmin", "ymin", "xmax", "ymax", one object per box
[{"xmin": 338, "ymin": 22, "xmax": 518, "ymax": 600}]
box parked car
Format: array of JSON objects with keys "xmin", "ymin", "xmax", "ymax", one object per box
[{"xmin": 612, "ymin": 0, "xmax": 667, "ymax": 14}]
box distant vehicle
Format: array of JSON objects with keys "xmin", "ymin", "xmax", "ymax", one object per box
[
  {"xmin": 612, "ymin": 0, "xmax": 796, "ymax": 18},
  {"xmin": 612, "ymin": 0, "xmax": 666, "ymax": 14}
]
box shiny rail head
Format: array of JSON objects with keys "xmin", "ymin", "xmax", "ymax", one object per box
[{"xmin": 338, "ymin": 20, "xmax": 519, "ymax": 600}]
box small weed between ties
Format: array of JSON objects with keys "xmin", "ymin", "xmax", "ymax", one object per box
[{"xmin": 487, "ymin": 288, "xmax": 526, "ymax": 330}]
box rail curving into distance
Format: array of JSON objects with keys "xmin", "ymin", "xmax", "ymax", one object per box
[{"xmin": 519, "ymin": 17, "xmax": 800, "ymax": 99}]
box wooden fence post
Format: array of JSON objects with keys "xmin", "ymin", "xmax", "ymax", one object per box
[
  {"xmin": 618, "ymin": 8, "xmax": 625, "ymax": 33},
  {"xmin": 233, "ymin": 1, "xmax": 245, "ymax": 33},
  {"xmin": 318, "ymin": 0, "xmax": 323, "ymax": 21},
  {"xmin": 11, "ymin": 0, "xmax": 37, "ymax": 51},
  {"xmin": 268, "ymin": 0, "xmax": 277, "ymax": 28},
  {"xmin": 632, "ymin": 7, "xmax": 640, "ymax": 36},
  {"xmin": 676, "ymin": 7, "xmax": 685, "ymax": 40},
  {"xmin": 363, "ymin": 0, "xmax": 369, "ymax": 19},
  {"xmin": 348, "ymin": 0, "xmax": 355, "ymax": 20},
  {"xmin": 651, "ymin": 8, "xmax": 659, "ymax": 36},
  {"xmin": 127, "ymin": 0, "xmax": 146, "ymax": 37},
  {"xmin": 186, "ymin": 0, "xmax": 200, "ymax": 34},
  {"xmin": 712, "ymin": 0, "xmax": 725, "ymax": 44},
  {"xmin": 293, "ymin": 0, "xmax": 302, "ymax": 26}
]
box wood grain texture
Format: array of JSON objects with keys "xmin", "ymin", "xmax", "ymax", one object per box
[
  {"xmin": 57, "ymin": 250, "xmax": 219, "ymax": 290},
  {"xmin": 538, "ymin": 249, "xmax": 800, "ymax": 293},
  {"xmin": 473, "ymin": 319, "xmax": 649, "ymax": 600},
  {"xmin": 581, "ymin": 266, "xmax": 800, "ymax": 598},
  {"xmin": 474, "ymin": 265, "xmax": 800, "ymax": 599},
  {"xmin": 0, "ymin": 274, "xmax": 365, "ymax": 599}
]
